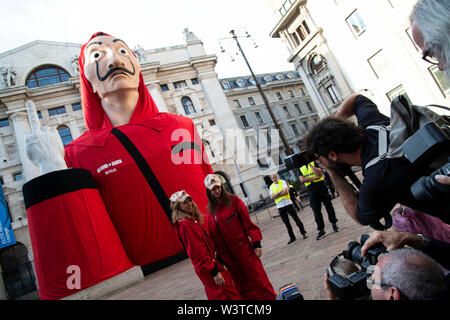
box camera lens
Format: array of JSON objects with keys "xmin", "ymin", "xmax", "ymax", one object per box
[{"xmin": 411, "ymin": 163, "xmax": 450, "ymax": 201}]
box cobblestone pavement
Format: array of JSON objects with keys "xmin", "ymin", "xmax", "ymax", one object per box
[{"xmin": 105, "ymin": 193, "xmax": 374, "ymax": 300}]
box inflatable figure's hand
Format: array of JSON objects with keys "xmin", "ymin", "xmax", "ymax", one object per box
[{"xmin": 24, "ymin": 100, "xmax": 67, "ymax": 176}]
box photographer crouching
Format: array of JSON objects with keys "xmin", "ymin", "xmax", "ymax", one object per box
[
  {"xmin": 305, "ymin": 93, "xmax": 449, "ymax": 227},
  {"xmin": 324, "ymin": 231, "xmax": 449, "ymax": 300}
]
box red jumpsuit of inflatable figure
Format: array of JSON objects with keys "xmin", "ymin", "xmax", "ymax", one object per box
[
  {"xmin": 207, "ymin": 195, "xmax": 277, "ymax": 300},
  {"xmin": 22, "ymin": 32, "xmax": 212, "ymax": 299},
  {"xmin": 173, "ymin": 218, "xmax": 241, "ymax": 300}
]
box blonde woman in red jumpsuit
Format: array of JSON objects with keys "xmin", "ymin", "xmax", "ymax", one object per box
[
  {"xmin": 204, "ymin": 174, "xmax": 277, "ymax": 300},
  {"xmin": 171, "ymin": 190, "xmax": 241, "ymax": 300}
]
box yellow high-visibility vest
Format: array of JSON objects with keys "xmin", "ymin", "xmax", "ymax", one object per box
[
  {"xmin": 299, "ymin": 162, "xmax": 324, "ymax": 187},
  {"xmin": 270, "ymin": 180, "xmax": 290, "ymax": 204}
]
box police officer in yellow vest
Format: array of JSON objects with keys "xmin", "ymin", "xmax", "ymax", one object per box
[
  {"xmin": 299, "ymin": 162, "xmax": 338, "ymax": 240},
  {"xmin": 269, "ymin": 173, "xmax": 308, "ymax": 245}
]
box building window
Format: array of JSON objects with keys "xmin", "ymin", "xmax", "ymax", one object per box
[
  {"xmin": 48, "ymin": 106, "xmax": 66, "ymax": 117},
  {"xmin": 240, "ymin": 115, "xmax": 249, "ymax": 128},
  {"xmin": 288, "ymin": 90, "xmax": 295, "ymax": 98},
  {"xmin": 346, "ymin": 10, "xmax": 366, "ymax": 38},
  {"xmin": 255, "ymin": 112, "xmax": 264, "ymax": 124},
  {"xmin": 276, "ymin": 92, "xmax": 283, "ymax": 100},
  {"xmin": 310, "ymin": 54, "xmax": 326, "ymax": 74},
  {"xmin": 173, "ymin": 80, "xmax": 187, "ymax": 89},
  {"xmin": 160, "ymin": 84, "xmax": 169, "ymax": 91},
  {"xmin": 0, "ymin": 119, "xmax": 9, "ymax": 128},
  {"xmin": 203, "ymin": 140, "xmax": 215, "ymax": 158},
  {"xmin": 429, "ymin": 65, "xmax": 449, "ymax": 97},
  {"xmin": 306, "ymin": 101, "xmax": 314, "ymax": 112},
  {"xmin": 233, "ymin": 99, "xmax": 241, "ymax": 108},
  {"xmin": 191, "ymin": 78, "xmax": 199, "ymax": 85},
  {"xmin": 181, "ymin": 96, "xmax": 196, "ymax": 115},
  {"xmin": 26, "ymin": 65, "xmax": 70, "ymax": 88},
  {"xmin": 37, "ymin": 111, "xmax": 42, "ymax": 119},
  {"xmin": 291, "ymin": 124, "xmax": 300, "ymax": 136},
  {"xmin": 209, "ymin": 119, "xmax": 216, "ymax": 126},
  {"xmin": 368, "ymin": 49, "xmax": 391, "ymax": 79},
  {"xmin": 266, "ymin": 131, "xmax": 272, "ymax": 144},
  {"xmin": 57, "ymin": 125, "xmax": 73, "ymax": 146},
  {"xmin": 222, "ymin": 81, "xmax": 230, "ymax": 89},
  {"xmin": 236, "ymin": 79, "xmax": 245, "ymax": 87},
  {"xmin": 248, "ymin": 97, "xmax": 255, "ymax": 105},
  {"xmin": 300, "ymin": 88, "xmax": 306, "ymax": 96},
  {"xmin": 282, "ymin": 106, "xmax": 292, "ymax": 118},
  {"xmin": 296, "ymin": 25, "xmax": 306, "ymax": 41},
  {"xmin": 326, "ymin": 85, "xmax": 339, "ymax": 104},
  {"xmin": 303, "ymin": 121, "xmax": 310, "ymax": 131},
  {"xmin": 72, "ymin": 103, "xmax": 82, "ymax": 112},
  {"xmin": 302, "ymin": 21, "xmax": 311, "ymax": 35},
  {"xmin": 387, "ymin": 84, "xmax": 412, "ymax": 104},
  {"xmin": 294, "ymin": 104, "xmax": 302, "ymax": 114},
  {"xmin": 13, "ymin": 172, "xmax": 23, "ymax": 181}
]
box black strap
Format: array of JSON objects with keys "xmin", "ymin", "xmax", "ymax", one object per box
[{"xmin": 111, "ymin": 128, "xmax": 172, "ymax": 222}]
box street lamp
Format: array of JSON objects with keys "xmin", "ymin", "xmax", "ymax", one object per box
[{"xmin": 220, "ymin": 29, "xmax": 293, "ymax": 156}]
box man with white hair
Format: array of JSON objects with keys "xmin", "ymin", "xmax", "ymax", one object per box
[
  {"xmin": 410, "ymin": 0, "xmax": 450, "ymax": 79},
  {"xmin": 410, "ymin": 0, "xmax": 450, "ymax": 187}
]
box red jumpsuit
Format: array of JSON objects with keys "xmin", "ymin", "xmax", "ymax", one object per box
[
  {"xmin": 173, "ymin": 218, "xmax": 241, "ymax": 300},
  {"xmin": 207, "ymin": 195, "xmax": 277, "ymax": 300},
  {"xmin": 22, "ymin": 32, "xmax": 213, "ymax": 299}
]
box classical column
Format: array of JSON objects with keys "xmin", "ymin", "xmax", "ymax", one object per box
[
  {"xmin": 147, "ymin": 82, "xmax": 168, "ymax": 113},
  {"xmin": 9, "ymin": 111, "xmax": 41, "ymax": 182}
]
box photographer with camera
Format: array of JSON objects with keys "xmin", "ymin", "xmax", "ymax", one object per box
[
  {"xmin": 324, "ymin": 232, "xmax": 449, "ymax": 300},
  {"xmin": 306, "ymin": 93, "xmax": 449, "ymax": 227}
]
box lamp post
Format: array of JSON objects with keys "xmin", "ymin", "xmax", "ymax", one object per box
[{"xmin": 226, "ymin": 29, "xmax": 293, "ymax": 156}]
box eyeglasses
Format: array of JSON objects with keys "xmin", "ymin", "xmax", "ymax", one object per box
[
  {"xmin": 365, "ymin": 265, "xmax": 391, "ymax": 290},
  {"xmin": 422, "ymin": 46, "xmax": 440, "ymax": 65}
]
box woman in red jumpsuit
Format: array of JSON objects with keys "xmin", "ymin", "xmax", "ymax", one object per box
[
  {"xmin": 171, "ymin": 190, "xmax": 241, "ymax": 300},
  {"xmin": 204, "ymin": 174, "xmax": 277, "ymax": 300}
]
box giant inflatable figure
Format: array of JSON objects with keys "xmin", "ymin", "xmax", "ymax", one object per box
[{"xmin": 22, "ymin": 32, "xmax": 212, "ymax": 299}]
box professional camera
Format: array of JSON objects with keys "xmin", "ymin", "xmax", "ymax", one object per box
[
  {"xmin": 276, "ymin": 283, "xmax": 304, "ymax": 300},
  {"xmin": 326, "ymin": 234, "xmax": 386, "ymax": 300},
  {"xmin": 411, "ymin": 161, "xmax": 450, "ymax": 202},
  {"xmin": 402, "ymin": 122, "xmax": 450, "ymax": 202},
  {"xmin": 343, "ymin": 234, "xmax": 387, "ymax": 270}
]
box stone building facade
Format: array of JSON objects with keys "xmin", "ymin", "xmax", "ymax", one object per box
[
  {"xmin": 268, "ymin": 0, "xmax": 449, "ymax": 117},
  {"xmin": 220, "ymin": 71, "xmax": 320, "ymax": 197},
  {"xmin": 0, "ymin": 29, "xmax": 260, "ymax": 299}
]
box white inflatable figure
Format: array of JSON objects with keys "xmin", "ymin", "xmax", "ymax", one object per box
[{"xmin": 24, "ymin": 100, "xmax": 67, "ymax": 177}]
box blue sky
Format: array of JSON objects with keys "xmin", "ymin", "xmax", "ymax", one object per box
[{"xmin": 0, "ymin": 0, "xmax": 294, "ymax": 78}]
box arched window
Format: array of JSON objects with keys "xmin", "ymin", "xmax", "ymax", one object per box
[
  {"xmin": 57, "ymin": 125, "xmax": 73, "ymax": 146},
  {"xmin": 26, "ymin": 65, "xmax": 70, "ymax": 88},
  {"xmin": 0, "ymin": 242, "xmax": 37, "ymax": 299},
  {"xmin": 181, "ymin": 97, "xmax": 196, "ymax": 115},
  {"xmin": 309, "ymin": 55, "xmax": 327, "ymax": 74}
]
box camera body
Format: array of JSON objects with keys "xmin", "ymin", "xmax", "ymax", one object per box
[
  {"xmin": 402, "ymin": 122, "xmax": 450, "ymax": 202},
  {"xmin": 327, "ymin": 234, "xmax": 387, "ymax": 300},
  {"xmin": 327, "ymin": 269, "xmax": 370, "ymax": 300},
  {"xmin": 284, "ymin": 150, "xmax": 317, "ymax": 170}
]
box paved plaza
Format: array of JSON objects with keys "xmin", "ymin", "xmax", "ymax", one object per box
[{"xmin": 105, "ymin": 193, "xmax": 373, "ymax": 300}]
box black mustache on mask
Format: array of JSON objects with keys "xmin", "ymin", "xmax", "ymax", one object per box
[{"xmin": 96, "ymin": 60, "xmax": 136, "ymax": 81}]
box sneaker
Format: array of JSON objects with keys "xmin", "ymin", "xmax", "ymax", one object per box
[
  {"xmin": 332, "ymin": 223, "xmax": 339, "ymax": 232},
  {"xmin": 316, "ymin": 230, "xmax": 326, "ymax": 240},
  {"xmin": 287, "ymin": 238, "xmax": 296, "ymax": 245},
  {"xmin": 302, "ymin": 233, "xmax": 308, "ymax": 239}
]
